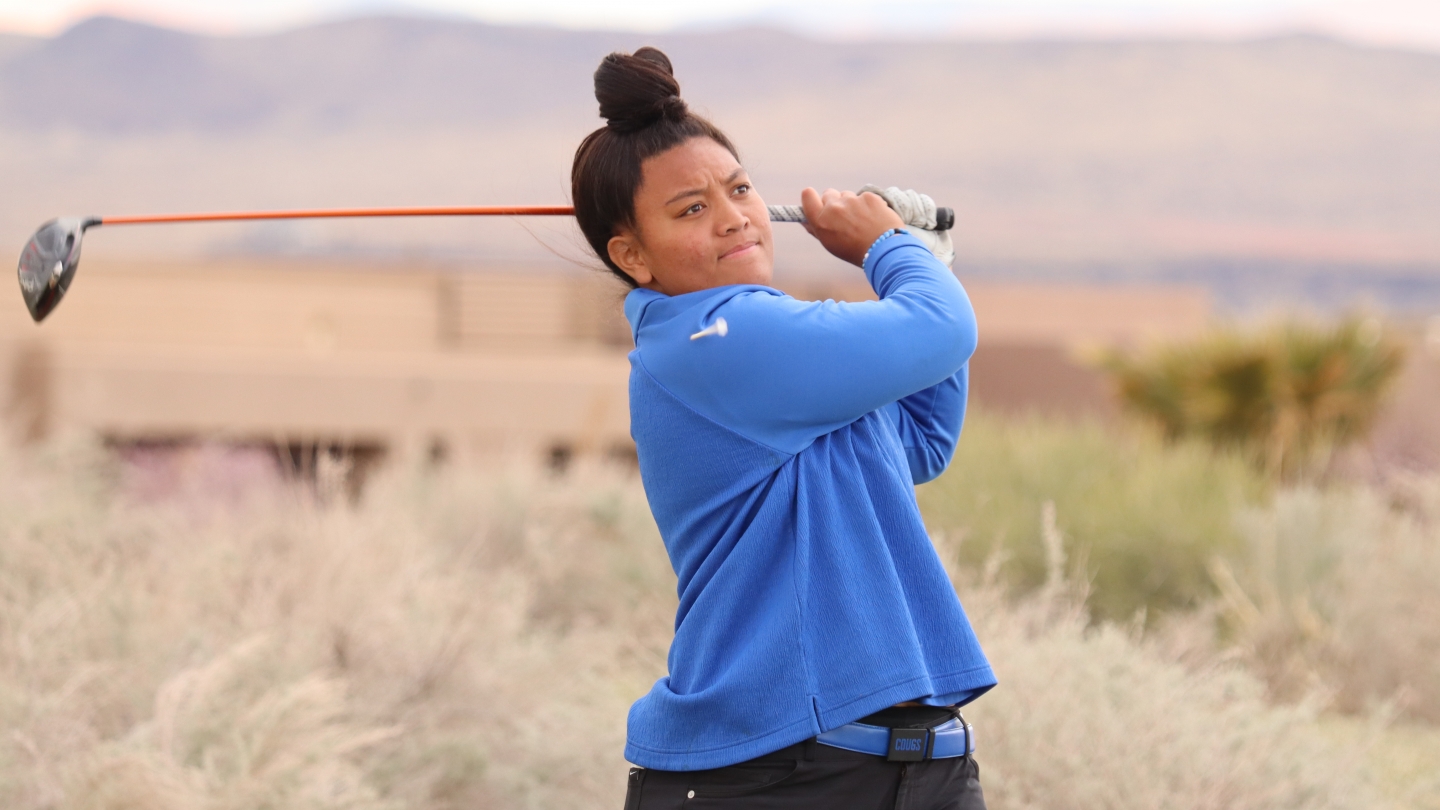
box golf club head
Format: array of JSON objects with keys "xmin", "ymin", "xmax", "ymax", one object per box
[{"xmin": 17, "ymin": 216, "xmax": 99, "ymax": 322}]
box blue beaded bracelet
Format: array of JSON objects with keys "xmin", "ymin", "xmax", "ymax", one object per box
[{"xmin": 862, "ymin": 228, "xmax": 909, "ymax": 267}]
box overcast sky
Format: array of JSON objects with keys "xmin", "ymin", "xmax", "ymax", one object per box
[{"xmin": 2, "ymin": 0, "xmax": 1439, "ymax": 50}]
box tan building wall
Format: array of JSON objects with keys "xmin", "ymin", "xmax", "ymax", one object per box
[
  {"xmin": 1, "ymin": 259, "xmax": 1213, "ymax": 462},
  {"xmin": 0, "ymin": 259, "xmax": 636, "ymax": 463}
]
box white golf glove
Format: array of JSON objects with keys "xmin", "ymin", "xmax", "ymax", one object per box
[{"xmin": 858, "ymin": 184, "xmax": 955, "ymax": 267}]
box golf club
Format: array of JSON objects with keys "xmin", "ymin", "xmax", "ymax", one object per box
[{"xmin": 16, "ymin": 203, "xmax": 955, "ymax": 323}]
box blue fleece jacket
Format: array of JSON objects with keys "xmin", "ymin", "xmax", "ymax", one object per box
[{"xmin": 622, "ymin": 232, "xmax": 995, "ymax": 771}]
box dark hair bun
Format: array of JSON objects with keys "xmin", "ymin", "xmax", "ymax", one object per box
[{"xmin": 595, "ymin": 47, "xmax": 689, "ymax": 134}]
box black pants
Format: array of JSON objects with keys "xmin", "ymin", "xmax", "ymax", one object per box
[{"xmin": 622, "ymin": 739, "xmax": 987, "ymax": 810}]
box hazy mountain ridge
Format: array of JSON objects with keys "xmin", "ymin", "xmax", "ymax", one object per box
[
  {"xmin": 8, "ymin": 16, "xmax": 1440, "ymax": 141},
  {"xmin": 2, "ymin": 15, "xmax": 1440, "ymax": 307}
]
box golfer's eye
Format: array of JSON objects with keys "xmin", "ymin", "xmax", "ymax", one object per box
[
  {"xmin": 682, "ymin": 203, "xmax": 704, "ymax": 217},
  {"xmin": 733, "ymin": 184, "xmax": 750, "ymax": 196}
]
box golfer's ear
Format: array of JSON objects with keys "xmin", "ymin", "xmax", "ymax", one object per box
[{"xmin": 608, "ymin": 233, "xmax": 653, "ymax": 287}]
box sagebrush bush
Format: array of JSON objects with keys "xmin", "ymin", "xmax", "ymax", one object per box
[
  {"xmin": 0, "ymin": 435, "xmax": 1379, "ymax": 809},
  {"xmin": 1219, "ymin": 480, "xmax": 1440, "ymax": 723},
  {"xmin": 918, "ymin": 412, "xmax": 1265, "ymax": 623},
  {"xmin": 0, "ymin": 437, "xmax": 674, "ymax": 810}
]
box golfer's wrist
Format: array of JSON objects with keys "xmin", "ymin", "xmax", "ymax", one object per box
[{"xmin": 861, "ymin": 228, "xmax": 909, "ymax": 268}]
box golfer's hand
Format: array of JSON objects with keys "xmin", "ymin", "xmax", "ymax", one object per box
[
  {"xmin": 859, "ymin": 185, "xmax": 956, "ymax": 267},
  {"xmin": 801, "ymin": 187, "xmax": 905, "ymax": 267}
]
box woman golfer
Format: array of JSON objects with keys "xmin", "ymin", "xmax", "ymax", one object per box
[{"xmin": 572, "ymin": 47, "xmax": 995, "ymax": 810}]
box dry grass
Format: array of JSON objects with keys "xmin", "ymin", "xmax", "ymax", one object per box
[
  {"xmin": 0, "ymin": 434, "xmax": 1388, "ymax": 809},
  {"xmin": 1, "ymin": 436, "xmax": 674, "ymax": 809},
  {"xmin": 1319, "ymin": 716, "xmax": 1440, "ymax": 810}
]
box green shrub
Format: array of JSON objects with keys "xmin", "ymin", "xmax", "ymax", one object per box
[
  {"xmin": 919, "ymin": 412, "xmax": 1266, "ymax": 623},
  {"xmin": 1101, "ymin": 318, "xmax": 1406, "ymax": 481}
]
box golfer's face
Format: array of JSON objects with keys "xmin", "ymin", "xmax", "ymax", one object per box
[{"xmin": 623, "ymin": 137, "xmax": 774, "ymax": 295}]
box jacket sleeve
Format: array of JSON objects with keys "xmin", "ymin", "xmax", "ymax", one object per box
[
  {"xmin": 639, "ymin": 233, "xmax": 977, "ymax": 454},
  {"xmin": 884, "ymin": 366, "xmax": 968, "ymax": 484}
]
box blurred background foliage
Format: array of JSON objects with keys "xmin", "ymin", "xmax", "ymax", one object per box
[
  {"xmin": 918, "ymin": 413, "xmax": 1266, "ymax": 624},
  {"xmin": 918, "ymin": 315, "xmax": 1415, "ymax": 627},
  {"xmin": 1099, "ymin": 317, "xmax": 1407, "ymax": 482}
]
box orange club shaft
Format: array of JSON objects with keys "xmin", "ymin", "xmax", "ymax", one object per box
[{"xmin": 98, "ymin": 205, "xmax": 577, "ymax": 226}]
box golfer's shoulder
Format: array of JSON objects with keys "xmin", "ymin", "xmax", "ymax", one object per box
[
  {"xmin": 625, "ymin": 285, "xmax": 796, "ymax": 340},
  {"xmin": 625, "ymin": 285, "xmax": 812, "ymax": 391},
  {"xmin": 697, "ymin": 286, "xmax": 837, "ymax": 348},
  {"xmin": 711, "ymin": 285, "xmax": 803, "ymax": 318}
]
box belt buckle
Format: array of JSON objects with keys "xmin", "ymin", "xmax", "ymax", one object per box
[{"xmin": 886, "ymin": 728, "xmax": 931, "ymax": 762}]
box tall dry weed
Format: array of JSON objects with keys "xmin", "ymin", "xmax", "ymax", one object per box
[
  {"xmin": 0, "ymin": 436, "xmax": 1380, "ymax": 809},
  {"xmin": 942, "ymin": 505, "xmax": 1369, "ymax": 810}
]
